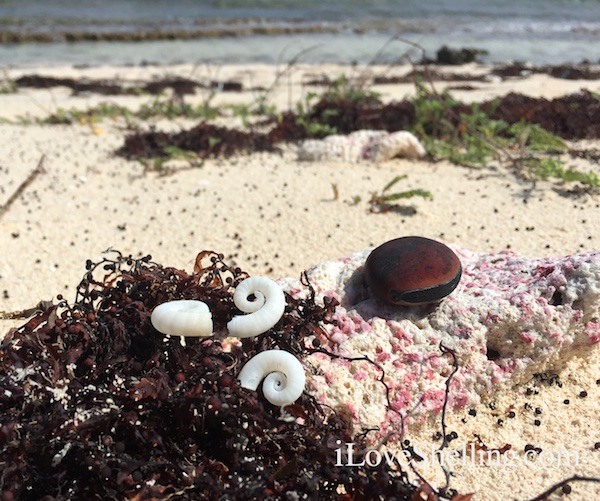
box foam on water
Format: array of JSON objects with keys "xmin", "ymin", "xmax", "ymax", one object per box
[{"xmin": 1, "ymin": 0, "xmax": 599, "ymax": 66}]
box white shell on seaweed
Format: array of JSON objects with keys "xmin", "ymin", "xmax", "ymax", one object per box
[
  {"xmin": 237, "ymin": 350, "xmax": 305, "ymax": 406},
  {"xmin": 227, "ymin": 276, "xmax": 285, "ymax": 338},
  {"xmin": 151, "ymin": 300, "xmax": 213, "ymax": 337}
]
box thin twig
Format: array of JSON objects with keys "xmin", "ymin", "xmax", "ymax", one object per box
[
  {"xmin": 438, "ymin": 344, "xmax": 459, "ymax": 452},
  {"xmin": 0, "ymin": 299, "xmax": 54, "ymax": 320},
  {"xmin": 359, "ymin": 36, "xmax": 430, "ymax": 88},
  {"xmin": 0, "ymin": 154, "xmax": 46, "ymax": 221},
  {"xmin": 526, "ymin": 475, "xmax": 600, "ymax": 501},
  {"xmin": 437, "ymin": 343, "xmax": 460, "ymax": 494},
  {"xmin": 270, "ymin": 44, "xmax": 321, "ymax": 112}
]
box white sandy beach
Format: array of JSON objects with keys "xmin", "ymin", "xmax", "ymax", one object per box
[{"xmin": 1, "ymin": 62, "xmax": 599, "ymax": 499}]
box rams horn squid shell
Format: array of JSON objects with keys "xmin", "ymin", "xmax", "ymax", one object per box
[{"xmin": 364, "ymin": 236, "xmax": 462, "ymax": 306}]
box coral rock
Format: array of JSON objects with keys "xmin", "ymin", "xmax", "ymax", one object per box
[
  {"xmin": 297, "ymin": 130, "xmax": 426, "ymax": 162},
  {"xmin": 279, "ymin": 247, "xmax": 600, "ymax": 435}
]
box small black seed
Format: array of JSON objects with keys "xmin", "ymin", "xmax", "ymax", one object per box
[
  {"xmin": 550, "ymin": 290, "xmax": 563, "ymax": 305},
  {"xmin": 486, "ymin": 348, "xmax": 501, "ymax": 361}
]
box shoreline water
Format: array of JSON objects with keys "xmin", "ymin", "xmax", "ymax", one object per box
[
  {"xmin": 2, "ymin": 0, "xmax": 600, "ymax": 68},
  {"xmin": 1, "ymin": 31, "xmax": 599, "ymax": 69}
]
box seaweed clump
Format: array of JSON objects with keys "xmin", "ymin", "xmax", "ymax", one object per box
[
  {"xmin": 14, "ymin": 75, "xmax": 204, "ymax": 97},
  {"xmin": 116, "ymin": 123, "xmax": 274, "ymax": 162},
  {"xmin": 0, "ymin": 251, "xmax": 423, "ymax": 500},
  {"xmin": 485, "ymin": 91, "xmax": 600, "ymax": 140},
  {"xmin": 268, "ymin": 81, "xmax": 415, "ymax": 143},
  {"xmin": 116, "ymin": 84, "xmax": 600, "ymax": 160}
]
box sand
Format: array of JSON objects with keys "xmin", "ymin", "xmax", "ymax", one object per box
[{"xmin": 1, "ymin": 62, "xmax": 599, "ymax": 499}]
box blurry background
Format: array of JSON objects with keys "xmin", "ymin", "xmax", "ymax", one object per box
[{"xmin": 1, "ymin": 0, "xmax": 600, "ymax": 67}]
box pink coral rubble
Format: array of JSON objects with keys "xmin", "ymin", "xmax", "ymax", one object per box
[{"xmin": 279, "ymin": 246, "xmax": 600, "ymax": 435}]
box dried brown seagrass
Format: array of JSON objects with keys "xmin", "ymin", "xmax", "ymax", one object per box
[{"xmin": 0, "ymin": 250, "xmax": 429, "ymax": 500}]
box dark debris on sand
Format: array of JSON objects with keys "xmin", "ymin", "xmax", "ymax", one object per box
[
  {"xmin": 11, "ymin": 62, "xmax": 599, "ymax": 98},
  {"xmin": 270, "ymin": 99, "xmax": 416, "ymax": 142},
  {"xmin": 116, "ymin": 124, "xmax": 275, "ymax": 161},
  {"xmin": 10, "ymin": 66, "xmax": 600, "ymax": 159},
  {"xmin": 15, "ymin": 75, "xmax": 132, "ymax": 96},
  {"xmin": 373, "ymin": 70, "xmax": 487, "ymax": 84},
  {"xmin": 484, "ymin": 91, "xmax": 600, "ymax": 140},
  {"xmin": 116, "ymin": 88, "xmax": 600, "ymax": 161},
  {"xmin": 490, "ymin": 63, "xmax": 600, "ymax": 80},
  {"xmin": 0, "ymin": 251, "xmax": 440, "ymax": 501},
  {"xmin": 14, "ymin": 75, "xmax": 244, "ymax": 97},
  {"xmin": 289, "ymin": 88, "xmax": 600, "ymax": 141}
]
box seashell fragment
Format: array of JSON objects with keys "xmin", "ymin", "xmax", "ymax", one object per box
[
  {"xmin": 151, "ymin": 299, "xmax": 213, "ymax": 337},
  {"xmin": 238, "ymin": 350, "xmax": 305, "ymax": 406},
  {"xmin": 297, "ymin": 129, "xmax": 426, "ymax": 163},
  {"xmin": 364, "ymin": 236, "xmax": 462, "ymax": 306},
  {"xmin": 227, "ymin": 276, "xmax": 286, "ymax": 338}
]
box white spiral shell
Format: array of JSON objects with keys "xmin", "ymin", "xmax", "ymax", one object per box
[
  {"xmin": 151, "ymin": 300, "xmax": 213, "ymax": 337},
  {"xmin": 227, "ymin": 276, "xmax": 285, "ymax": 338},
  {"xmin": 237, "ymin": 350, "xmax": 305, "ymax": 406}
]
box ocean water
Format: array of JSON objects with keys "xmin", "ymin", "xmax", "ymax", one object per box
[{"xmin": 1, "ymin": 0, "xmax": 599, "ymax": 67}]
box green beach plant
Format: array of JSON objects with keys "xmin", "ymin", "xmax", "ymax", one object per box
[
  {"xmin": 228, "ymin": 101, "xmax": 277, "ymax": 127},
  {"xmin": 321, "ymin": 75, "xmax": 381, "ymax": 104},
  {"xmin": 525, "ymin": 157, "xmax": 600, "ymax": 186},
  {"xmin": 408, "ymin": 79, "xmax": 600, "ymax": 187},
  {"xmin": 137, "ymin": 99, "xmax": 219, "ymax": 121},
  {"xmin": 294, "ymin": 75, "xmax": 381, "ymax": 138},
  {"xmin": 148, "ymin": 145, "xmax": 201, "ymax": 174},
  {"xmin": 294, "ymin": 91, "xmax": 338, "ymax": 137},
  {"xmin": 368, "ymin": 175, "xmax": 432, "ymax": 213},
  {"xmin": 41, "ymin": 103, "xmax": 132, "ymax": 125},
  {"xmin": 228, "ymin": 103, "xmax": 252, "ymax": 127},
  {"xmin": 411, "ymin": 81, "xmax": 507, "ymax": 168},
  {"xmin": 0, "ymin": 78, "xmax": 17, "ymax": 94},
  {"xmin": 34, "ymin": 96, "xmax": 218, "ymax": 127},
  {"xmin": 509, "ymin": 121, "xmax": 568, "ymax": 151}
]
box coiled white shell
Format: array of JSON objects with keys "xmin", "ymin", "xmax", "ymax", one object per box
[
  {"xmin": 227, "ymin": 276, "xmax": 285, "ymax": 338},
  {"xmin": 151, "ymin": 300, "xmax": 213, "ymax": 337},
  {"xmin": 237, "ymin": 350, "xmax": 305, "ymax": 406}
]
